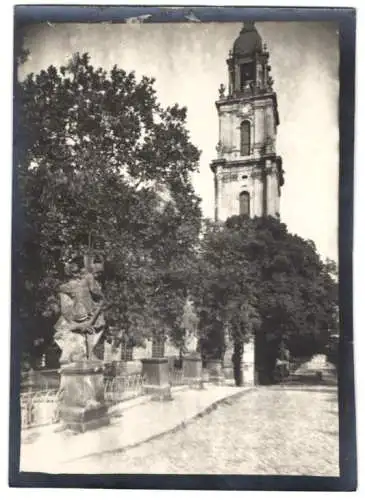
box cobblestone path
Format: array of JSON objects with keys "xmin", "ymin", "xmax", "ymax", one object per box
[{"xmin": 77, "ymin": 385, "xmax": 339, "ymax": 476}]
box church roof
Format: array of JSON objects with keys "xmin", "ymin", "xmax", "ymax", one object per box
[{"xmin": 232, "ymin": 21, "xmax": 262, "ymax": 57}]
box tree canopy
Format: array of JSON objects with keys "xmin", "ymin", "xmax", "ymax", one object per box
[
  {"xmin": 191, "ymin": 215, "xmax": 338, "ymax": 381},
  {"xmin": 15, "ymin": 53, "xmax": 202, "ymax": 363}
]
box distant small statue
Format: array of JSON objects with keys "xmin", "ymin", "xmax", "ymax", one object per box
[
  {"xmin": 181, "ymin": 298, "xmax": 199, "ymax": 354},
  {"xmin": 218, "ymin": 84, "xmax": 226, "ymax": 99},
  {"xmin": 54, "ymin": 254, "xmax": 106, "ymax": 365},
  {"xmin": 184, "ymin": 331, "xmax": 198, "ymax": 354},
  {"xmin": 216, "ymin": 141, "xmax": 223, "ymax": 156}
]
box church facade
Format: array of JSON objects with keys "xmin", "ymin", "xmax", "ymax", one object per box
[{"xmin": 211, "ymin": 22, "xmax": 284, "ymax": 222}]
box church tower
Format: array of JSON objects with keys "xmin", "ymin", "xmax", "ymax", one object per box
[{"xmin": 210, "ymin": 22, "xmax": 284, "ymax": 222}]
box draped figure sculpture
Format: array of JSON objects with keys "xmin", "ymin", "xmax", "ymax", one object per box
[{"xmin": 54, "ymin": 255, "xmax": 106, "ymax": 365}]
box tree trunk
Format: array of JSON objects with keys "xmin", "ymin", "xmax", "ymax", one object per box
[{"xmin": 232, "ymin": 340, "xmax": 244, "ymax": 386}]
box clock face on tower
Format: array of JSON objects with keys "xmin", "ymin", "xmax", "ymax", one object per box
[{"xmin": 240, "ymin": 103, "xmax": 252, "ymax": 116}]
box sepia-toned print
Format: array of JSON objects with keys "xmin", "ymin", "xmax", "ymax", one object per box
[{"xmin": 11, "ymin": 8, "xmax": 355, "ymax": 486}]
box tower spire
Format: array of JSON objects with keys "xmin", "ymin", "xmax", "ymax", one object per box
[
  {"xmin": 241, "ymin": 21, "xmax": 256, "ymax": 32},
  {"xmin": 210, "ymin": 23, "xmax": 284, "ymax": 222}
]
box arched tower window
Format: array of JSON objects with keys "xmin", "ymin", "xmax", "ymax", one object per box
[
  {"xmin": 240, "ymin": 62, "xmax": 255, "ymax": 91},
  {"xmin": 240, "ymin": 121, "xmax": 251, "ymax": 156},
  {"xmin": 239, "ymin": 191, "xmax": 250, "ymax": 216}
]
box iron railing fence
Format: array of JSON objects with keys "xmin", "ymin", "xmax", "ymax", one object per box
[
  {"xmin": 21, "ymin": 371, "xmax": 147, "ymax": 430},
  {"xmin": 104, "ymin": 373, "xmax": 146, "ymax": 403},
  {"xmin": 168, "ymin": 368, "xmax": 184, "ymax": 387},
  {"xmin": 21, "ymin": 362, "xmax": 192, "ymax": 430},
  {"xmin": 21, "ymin": 369, "xmax": 61, "ymax": 393},
  {"xmin": 20, "ymin": 389, "xmax": 60, "ymax": 429}
]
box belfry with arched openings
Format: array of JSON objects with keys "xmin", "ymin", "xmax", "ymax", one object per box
[{"xmin": 211, "ymin": 22, "xmax": 285, "ymax": 222}]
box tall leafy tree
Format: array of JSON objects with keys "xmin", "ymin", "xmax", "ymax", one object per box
[
  {"xmin": 190, "ymin": 218, "xmax": 260, "ymax": 384},
  {"xmin": 192, "ymin": 215, "xmax": 338, "ymax": 385},
  {"xmin": 15, "ymin": 53, "xmax": 202, "ymax": 364}
]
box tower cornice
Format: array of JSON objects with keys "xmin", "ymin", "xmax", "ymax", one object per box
[
  {"xmin": 210, "ymin": 158, "xmax": 226, "ymax": 173},
  {"xmin": 215, "ymin": 92, "xmax": 280, "ymax": 126},
  {"xmin": 218, "ymin": 154, "xmax": 282, "ymax": 169}
]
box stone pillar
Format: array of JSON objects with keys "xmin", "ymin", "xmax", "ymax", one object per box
[
  {"xmin": 59, "ymin": 360, "xmax": 109, "ymax": 433},
  {"xmin": 217, "ymin": 173, "xmax": 223, "ymax": 221},
  {"xmin": 242, "ymin": 337, "xmax": 255, "ymax": 386},
  {"xmin": 266, "ymin": 169, "xmax": 272, "ymax": 216},
  {"xmin": 214, "ymin": 171, "xmax": 219, "ymax": 221},
  {"xmin": 254, "ymin": 171, "xmax": 264, "ymax": 217},
  {"xmin": 141, "ymin": 358, "xmax": 172, "ymax": 401},
  {"xmin": 183, "ymin": 352, "xmax": 203, "ymax": 389},
  {"xmin": 207, "ymin": 359, "xmax": 225, "ymax": 385},
  {"xmin": 223, "ymin": 343, "xmax": 234, "ymax": 381},
  {"xmin": 275, "ymin": 168, "xmax": 281, "ymax": 216}
]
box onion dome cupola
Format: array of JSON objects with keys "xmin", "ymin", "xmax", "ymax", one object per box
[
  {"xmin": 226, "ymin": 21, "xmax": 274, "ymax": 98},
  {"xmin": 232, "ymin": 21, "xmax": 262, "ymax": 56}
]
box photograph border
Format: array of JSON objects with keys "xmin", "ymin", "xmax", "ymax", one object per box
[{"xmin": 9, "ymin": 5, "xmax": 357, "ymax": 491}]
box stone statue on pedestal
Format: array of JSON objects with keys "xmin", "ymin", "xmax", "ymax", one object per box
[
  {"xmin": 53, "ymin": 254, "xmax": 111, "ymax": 430},
  {"xmin": 184, "ymin": 330, "xmax": 198, "ymax": 354},
  {"xmin": 54, "ymin": 255, "xmax": 106, "ymax": 365},
  {"xmin": 181, "ymin": 297, "xmax": 199, "ymax": 354}
]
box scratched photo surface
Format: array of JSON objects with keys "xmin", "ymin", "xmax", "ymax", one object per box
[{"xmin": 16, "ymin": 19, "xmax": 340, "ymax": 476}]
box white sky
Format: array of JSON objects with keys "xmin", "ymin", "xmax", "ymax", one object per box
[{"xmin": 19, "ymin": 21, "xmax": 339, "ymax": 262}]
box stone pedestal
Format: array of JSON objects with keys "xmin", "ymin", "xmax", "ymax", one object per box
[
  {"xmin": 123, "ymin": 360, "xmax": 143, "ymax": 375},
  {"xmin": 207, "ymin": 359, "xmax": 225, "ymax": 385},
  {"xmin": 242, "ymin": 338, "xmax": 255, "ymax": 386},
  {"xmin": 223, "ymin": 346, "xmax": 234, "ymax": 381},
  {"xmin": 183, "ymin": 352, "xmax": 203, "ymax": 389},
  {"xmin": 141, "ymin": 358, "xmax": 172, "ymax": 401},
  {"xmin": 107, "ymin": 359, "xmax": 143, "ymax": 376},
  {"xmin": 59, "ymin": 360, "xmax": 110, "ymax": 433}
]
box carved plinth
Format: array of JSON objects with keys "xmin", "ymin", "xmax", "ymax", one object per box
[
  {"xmin": 242, "ymin": 338, "xmax": 255, "ymax": 386},
  {"xmin": 242, "ymin": 362, "xmax": 255, "ymax": 385},
  {"xmin": 206, "ymin": 359, "xmax": 225, "ymax": 385},
  {"xmin": 183, "ymin": 352, "xmax": 203, "ymax": 389},
  {"xmin": 223, "ymin": 347, "xmax": 234, "ymax": 381},
  {"xmin": 141, "ymin": 358, "xmax": 172, "ymax": 401},
  {"xmin": 223, "ymin": 365, "xmax": 234, "ymax": 381},
  {"xmin": 59, "ymin": 360, "xmax": 109, "ymax": 432}
]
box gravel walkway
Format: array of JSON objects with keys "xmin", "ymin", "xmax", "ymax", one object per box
[{"xmin": 76, "ymin": 385, "xmax": 339, "ymax": 476}]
